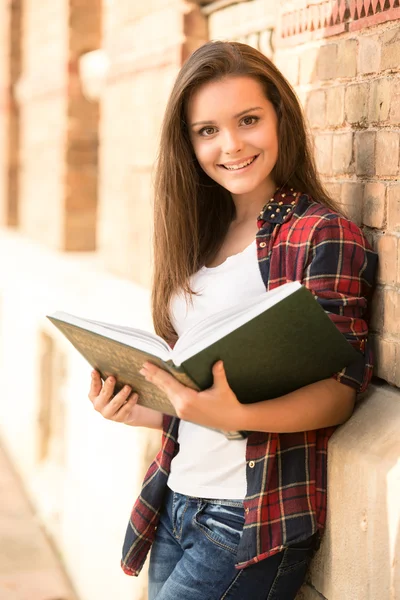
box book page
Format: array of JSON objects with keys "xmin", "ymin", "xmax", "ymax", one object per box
[{"xmin": 50, "ymin": 312, "xmax": 171, "ymax": 361}]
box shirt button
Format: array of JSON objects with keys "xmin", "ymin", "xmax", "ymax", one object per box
[
  {"xmin": 248, "ymin": 460, "xmax": 255, "ymax": 468},
  {"xmin": 259, "ymin": 242, "xmax": 267, "ymax": 248}
]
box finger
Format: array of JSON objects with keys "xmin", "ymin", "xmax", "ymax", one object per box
[
  {"xmin": 140, "ymin": 363, "xmax": 185, "ymax": 396},
  {"xmin": 93, "ymin": 376, "xmax": 116, "ymax": 411},
  {"xmin": 102, "ymin": 385, "xmax": 133, "ymax": 418},
  {"xmin": 88, "ymin": 370, "xmax": 102, "ymax": 402},
  {"xmin": 211, "ymin": 361, "xmax": 229, "ymax": 389},
  {"xmin": 113, "ymin": 392, "xmax": 139, "ymax": 422}
]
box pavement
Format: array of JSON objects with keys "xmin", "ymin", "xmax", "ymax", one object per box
[{"xmin": 0, "ymin": 443, "xmax": 78, "ymax": 600}]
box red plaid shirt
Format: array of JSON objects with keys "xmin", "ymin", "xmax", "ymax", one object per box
[{"xmin": 121, "ymin": 188, "xmax": 377, "ymax": 575}]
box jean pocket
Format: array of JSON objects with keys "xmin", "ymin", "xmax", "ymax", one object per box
[
  {"xmin": 193, "ymin": 502, "xmax": 245, "ymax": 555},
  {"xmin": 276, "ymin": 537, "xmax": 316, "ymax": 574},
  {"xmin": 267, "ymin": 541, "xmax": 316, "ymax": 600}
]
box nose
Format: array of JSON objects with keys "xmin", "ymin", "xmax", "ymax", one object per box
[{"xmin": 222, "ymin": 129, "xmax": 243, "ymax": 155}]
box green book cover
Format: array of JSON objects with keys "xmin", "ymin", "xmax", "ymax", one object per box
[{"xmin": 180, "ymin": 286, "xmax": 359, "ymax": 403}]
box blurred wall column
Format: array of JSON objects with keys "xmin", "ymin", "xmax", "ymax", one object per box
[
  {"xmin": 65, "ymin": 0, "xmax": 102, "ymax": 250},
  {"xmin": 15, "ymin": 0, "xmax": 101, "ymax": 251},
  {"xmin": 0, "ymin": 0, "xmax": 22, "ymax": 227},
  {"xmin": 97, "ymin": 0, "xmax": 208, "ymax": 287}
]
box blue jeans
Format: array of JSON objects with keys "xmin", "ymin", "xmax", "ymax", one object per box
[{"xmin": 148, "ymin": 488, "xmax": 318, "ymax": 600}]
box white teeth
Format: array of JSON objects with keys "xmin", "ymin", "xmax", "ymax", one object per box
[{"xmin": 223, "ymin": 156, "xmax": 256, "ymax": 170}]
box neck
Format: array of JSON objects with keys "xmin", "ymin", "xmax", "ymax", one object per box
[{"xmin": 231, "ymin": 180, "xmax": 277, "ymax": 224}]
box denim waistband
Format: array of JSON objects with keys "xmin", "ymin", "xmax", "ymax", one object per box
[{"xmin": 167, "ymin": 487, "xmax": 244, "ymax": 508}]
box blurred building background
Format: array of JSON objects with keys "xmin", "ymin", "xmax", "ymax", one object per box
[{"xmin": 0, "ymin": 1, "xmax": 399, "ymax": 599}]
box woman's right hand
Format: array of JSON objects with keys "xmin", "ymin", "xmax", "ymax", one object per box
[{"xmin": 88, "ymin": 370, "xmax": 163, "ymax": 429}]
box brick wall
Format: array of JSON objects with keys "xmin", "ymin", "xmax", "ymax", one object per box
[
  {"xmin": 98, "ymin": 0, "xmax": 207, "ymax": 286},
  {"xmin": 15, "ymin": 0, "xmax": 100, "ymax": 251},
  {"xmin": 207, "ymin": 0, "xmax": 277, "ymax": 56},
  {"xmin": 274, "ymin": 6, "xmax": 400, "ymax": 391},
  {"xmin": 17, "ymin": 0, "xmax": 69, "ymax": 249}
]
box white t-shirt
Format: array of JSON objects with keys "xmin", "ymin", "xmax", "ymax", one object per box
[{"xmin": 168, "ymin": 240, "xmax": 266, "ymax": 499}]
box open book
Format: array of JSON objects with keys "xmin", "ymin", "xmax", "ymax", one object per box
[{"xmin": 47, "ymin": 282, "xmax": 359, "ymax": 439}]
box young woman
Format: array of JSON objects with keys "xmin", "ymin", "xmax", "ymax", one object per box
[{"xmin": 88, "ymin": 41, "xmax": 377, "ymax": 599}]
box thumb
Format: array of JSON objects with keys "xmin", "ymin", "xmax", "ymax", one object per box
[{"xmin": 212, "ymin": 361, "xmax": 229, "ymax": 389}]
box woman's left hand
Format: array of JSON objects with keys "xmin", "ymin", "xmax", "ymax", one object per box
[{"xmin": 139, "ymin": 360, "xmax": 245, "ymax": 431}]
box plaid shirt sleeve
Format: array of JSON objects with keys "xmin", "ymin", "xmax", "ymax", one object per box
[{"xmin": 302, "ymin": 215, "xmax": 377, "ymax": 393}]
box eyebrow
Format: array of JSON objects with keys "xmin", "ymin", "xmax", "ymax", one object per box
[{"xmin": 190, "ymin": 106, "xmax": 264, "ymax": 128}]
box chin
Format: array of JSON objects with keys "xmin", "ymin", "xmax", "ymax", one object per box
[{"xmin": 221, "ymin": 182, "xmax": 261, "ymax": 196}]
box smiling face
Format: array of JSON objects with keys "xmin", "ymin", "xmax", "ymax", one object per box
[{"xmin": 187, "ymin": 76, "xmax": 279, "ymax": 208}]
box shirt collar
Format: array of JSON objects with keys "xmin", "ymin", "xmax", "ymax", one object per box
[{"xmin": 257, "ymin": 187, "xmax": 300, "ymax": 227}]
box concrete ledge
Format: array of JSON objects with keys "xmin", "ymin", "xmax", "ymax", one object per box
[{"xmin": 305, "ymin": 383, "xmax": 400, "ymax": 600}]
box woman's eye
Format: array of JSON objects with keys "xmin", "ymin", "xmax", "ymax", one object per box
[
  {"xmin": 199, "ymin": 126, "xmax": 217, "ymax": 137},
  {"xmin": 241, "ymin": 116, "xmax": 258, "ymax": 126}
]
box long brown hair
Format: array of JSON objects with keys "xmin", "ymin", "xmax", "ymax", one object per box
[{"xmin": 152, "ymin": 41, "xmax": 339, "ymax": 341}]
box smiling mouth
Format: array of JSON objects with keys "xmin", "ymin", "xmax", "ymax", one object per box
[{"xmin": 219, "ymin": 155, "xmax": 259, "ymax": 171}]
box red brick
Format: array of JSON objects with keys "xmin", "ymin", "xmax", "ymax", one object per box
[
  {"xmin": 387, "ymin": 185, "xmax": 400, "ymax": 231},
  {"xmin": 376, "ymin": 131, "xmax": 400, "ymax": 176},
  {"xmin": 377, "ymin": 234, "xmax": 398, "ymax": 286},
  {"xmin": 355, "ymin": 131, "xmax": 375, "ymax": 176},
  {"xmin": 363, "ymin": 183, "xmax": 386, "ymax": 229}
]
